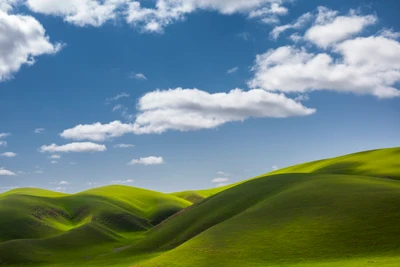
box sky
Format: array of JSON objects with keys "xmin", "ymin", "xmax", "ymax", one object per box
[{"xmin": 0, "ymin": 0, "xmax": 399, "ymax": 194}]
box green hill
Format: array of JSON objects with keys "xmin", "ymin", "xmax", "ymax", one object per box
[
  {"xmin": 0, "ymin": 147, "xmax": 399, "ymax": 267},
  {"xmin": 0, "ymin": 185, "xmax": 190, "ymax": 265}
]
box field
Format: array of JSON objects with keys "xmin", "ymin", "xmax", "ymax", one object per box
[{"xmin": 0, "ymin": 147, "xmax": 399, "ymax": 266}]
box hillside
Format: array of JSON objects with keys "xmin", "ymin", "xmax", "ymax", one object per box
[
  {"xmin": 172, "ymin": 147, "xmax": 400, "ymax": 203},
  {"xmin": 0, "ymin": 147, "xmax": 399, "ymax": 267},
  {"xmin": 0, "ymin": 185, "xmax": 190, "ymax": 265}
]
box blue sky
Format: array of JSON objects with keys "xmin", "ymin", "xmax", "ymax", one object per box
[{"xmin": 0, "ymin": 0, "xmax": 399, "ymax": 193}]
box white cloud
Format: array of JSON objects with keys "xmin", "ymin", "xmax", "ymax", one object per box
[
  {"xmin": 59, "ymin": 180, "xmax": 69, "ymax": 185},
  {"xmin": 126, "ymin": 0, "xmax": 289, "ymax": 33},
  {"xmin": 216, "ymin": 183, "xmax": 227, "ymax": 187},
  {"xmin": 34, "ymin": 170, "xmax": 43, "ymax": 174},
  {"xmin": 61, "ymin": 88, "xmax": 314, "ymax": 139},
  {"xmin": 289, "ymin": 33, "xmax": 302, "ymax": 43},
  {"xmin": 212, "ymin": 177, "xmax": 230, "ymax": 183},
  {"xmin": 129, "ymin": 72, "xmax": 147, "ymax": 80},
  {"xmin": 49, "ymin": 154, "xmax": 61, "ymax": 159},
  {"xmin": 379, "ymin": 29, "xmax": 400, "ymax": 40},
  {"xmin": 132, "ymin": 88, "xmax": 315, "ymax": 134},
  {"xmin": 17, "ymin": 171, "xmax": 26, "ymax": 175},
  {"xmin": 105, "ymin": 92, "xmax": 130, "ymax": 104},
  {"xmin": 34, "ymin": 128, "xmax": 45, "ymax": 134},
  {"xmin": 0, "ymin": 0, "xmax": 18, "ymax": 12},
  {"xmin": 227, "ymin": 67, "xmax": 239, "ymax": 74},
  {"xmin": 217, "ymin": 171, "xmax": 230, "ymax": 176},
  {"xmin": 54, "ymin": 186, "xmax": 66, "ymax": 192},
  {"xmin": 128, "ymin": 156, "xmax": 165, "ymax": 166},
  {"xmin": 61, "ymin": 121, "xmax": 136, "ymax": 141},
  {"xmin": 304, "ymin": 7, "xmax": 377, "ymax": 48},
  {"xmin": 51, "ymin": 160, "xmax": 58, "ymax": 164},
  {"xmin": 1, "ymin": 152, "xmax": 17, "ymax": 157},
  {"xmin": 26, "ymin": 0, "xmax": 128, "ymax": 27},
  {"xmin": 39, "ymin": 142, "xmax": 107, "ymax": 153},
  {"xmin": 0, "ymin": 9, "xmax": 63, "ymax": 82},
  {"xmin": 110, "ymin": 179, "xmax": 134, "ymax": 184},
  {"xmin": 272, "ymin": 165, "xmax": 279, "ymax": 170},
  {"xmin": 248, "ymin": 39, "xmax": 400, "ymax": 98},
  {"xmin": 0, "ymin": 167, "xmax": 16, "ymax": 176},
  {"xmin": 113, "ymin": 144, "xmax": 135, "ymax": 148},
  {"xmin": 112, "ymin": 104, "xmax": 135, "ymax": 121},
  {"xmin": 270, "ymin": 12, "xmax": 313, "ymax": 40},
  {"xmin": 0, "ymin": 141, "xmax": 7, "ymax": 147},
  {"xmin": 0, "ymin": 133, "xmax": 10, "ymax": 138}
]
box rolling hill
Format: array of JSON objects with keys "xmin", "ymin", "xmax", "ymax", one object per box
[{"xmin": 0, "ymin": 147, "xmax": 399, "ymax": 267}]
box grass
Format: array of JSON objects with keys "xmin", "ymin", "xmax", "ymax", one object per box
[{"xmin": 0, "ymin": 147, "xmax": 399, "ymax": 266}]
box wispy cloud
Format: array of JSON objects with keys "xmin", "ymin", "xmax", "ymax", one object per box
[
  {"xmin": 227, "ymin": 67, "xmax": 239, "ymax": 74},
  {"xmin": 0, "ymin": 141, "xmax": 7, "ymax": 147},
  {"xmin": 0, "ymin": 133, "xmax": 10, "ymax": 138},
  {"xmin": 34, "ymin": 128, "xmax": 45, "ymax": 134},
  {"xmin": 105, "ymin": 92, "xmax": 130, "ymax": 104},
  {"xmin": 129, "ymin": 72, "xmax": 147, "ymax": 80},
  {"xmin": 113, "ymin": 144, "xmax": 135, "ymax": 148},
  {"xmin": 212, "ymin": 177, "xmax": 230, "ymax": 183}
]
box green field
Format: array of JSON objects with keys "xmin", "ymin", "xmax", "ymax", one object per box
[{"xmin": 0, "ymin": 147, "xmax": 399, "ymax": 266}]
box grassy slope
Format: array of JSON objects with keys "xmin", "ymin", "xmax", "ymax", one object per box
[
  {"xmin": 172, "ymin": 147, "xmax": 400, "ymax": 203},
  {"xmin": 129, "ymin": 147, "xmax": 400, "ymax": 266},
  {"xmin": 139, "ymin": 173, "xmax": 400, "ymax": 266},
  {"xmin": 0, "ymin": 147, "xmax": 399, "ymax": 267},
  {"xmin": 0, "ymin": 186, "xmax": 190, "ymax": 265}
]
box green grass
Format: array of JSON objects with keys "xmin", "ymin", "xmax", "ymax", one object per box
[{"xmin": 0, "ymin": 147, "xmax": 399, "ymax": 267}]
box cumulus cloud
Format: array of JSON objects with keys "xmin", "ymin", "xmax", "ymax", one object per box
[
  {"xmin": 1, "ymin": 152, "xmax": 17, "ymax": 157},
  {"xmin": 227, "ymin": 67, "xmax": 239, "ymax": 74},
  {"xmin": 26, "ymin": 0, "xmax": 128, "ymax": 27},
  {"xmin": 39, "ymin": 142, "xmax": 107, "ymax": 153},
  {"xmin": 379, "ymin": 29, "xmax": 400, "ymax": 40},
  {"xmin": 248, "ymin": 36, "xmax": 400, "ymax": 98},
  {"xmin": 0, "ymin": 168, "xmax": 16, "ymax": 176},
  {"xmin": 110, "ymin": 179, "xmax": 134, "ymax": 184},
  {"xmin": 61, "ymin": 121, "xmax": 136, "ymax": 141},
  {"xmin": 217, "ymin": 171, "xmax": 230, "ymax": 176},
  {"xmin": 128, "ymin": 156, "xmax": 165, "ymax": 166},
  {"xmin": 61, "ymin": 88, "xmax": 315, "ymax": 139},
  {"xmin": 59, "ymin": 180, "xmax": 69, "ymax": 185},
  {"xmin": 126, "ymin": 0, "xmax": 290, "ymax": 32},
  {"xmin": 212, "ymin": 177, "xmax": 230, "ymax": 183},
  {"xmin": 49, "ymin": 154, "xmax": 61, "ymax": 159},
  {"xmin": 34, "ymin": 128, "xmax": 45, "ymax": 134},
  {"xmin": 0, "ymin": 8, "xmax": 63, "ymax": 82},
  {"xmin": 0, "ymin": 133, "xmax": 10, "ymax": 138},
  {"xmin": 113, "ymin": 144, "xmax": 135, "ymax": 148},
  {"xmin": 304, "ymin": 7, "xmax": 377, "ymax": 48},
  {"xmin": 132, "ymin": 88, "xmax": 315, "ymax": 134}
]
